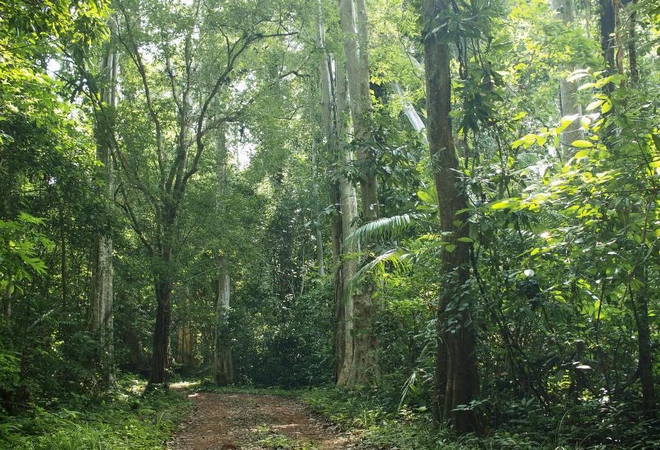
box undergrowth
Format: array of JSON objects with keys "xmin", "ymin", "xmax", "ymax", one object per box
[
  {"xmin": 300, "ymin": 387, "xmax": 659, "ymax": 450},
  {"xmin": 0, "ymin": 377, "xmax": 190, "ymax": 449}
]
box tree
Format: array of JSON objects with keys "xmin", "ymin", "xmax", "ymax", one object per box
[
  {"xmin": 422, "ymin": 0, "xmax": 481, "ymax": 433},
  {"xmin": 315, "ymin": 0, "xmax": 361, "ymax": 385},
  {"xmin": 109, "ymin": 0, "xmax": 294, "ymax": 386},
  {"xmin": 89, "ymin": 17, "xmax": 119, "ymax": 389},
  {"xmin": 214, "ymin": 132, "xmax": 233, "ymax": 386},
  {"xmin": 549, "ymin": 0, "xmax": 583, "ymax": 154},
  {"xmin": 334, "ymin": 0, "xmax": 380, "ymax": 388}
]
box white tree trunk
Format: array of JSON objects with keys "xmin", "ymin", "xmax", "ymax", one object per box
[
  {"xmin": 336, "ymin": 0, "xmax": 379, "ymax": 388},
  {"xmin": 339, "ymin": 0, "xmax": 379, "ymax": 220},
  {"xmin": 317, "ymin": 2, "xmax": 360, "ymax": 384},
  {"xmin": 91, "ymin": 21, "xmax": 118, "ymax": 388},
  {"xmin": 550, "ymin": 0, "xmax": 583, "ymax": 155}
]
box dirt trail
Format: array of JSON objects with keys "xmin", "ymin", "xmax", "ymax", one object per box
[{"xmin": 167, "ymin": 387, "xmax": 361, "ymax": 450}]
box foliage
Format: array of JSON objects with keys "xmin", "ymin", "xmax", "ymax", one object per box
[
  {"xmin": 302, "ymin": 387, "xmax": 550, "ymax": 449},
  {"xmin": 252, "ymin": 425, "xmax": 318, "ymax": 450},
  {"xmin": 1, "ymin": 0, "xmax": 659, "ymax": 447},
  {"xmin": 0, "ymin": 377, "xmax": 189, "ymax": 450},
  {"xmin": 0, "ymin": 214, "xmax": 53, "ymax": 295}
]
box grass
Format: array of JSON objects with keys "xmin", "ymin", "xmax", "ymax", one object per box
[{"xmin": 0, "ymin": 377, "xmax": 191, "ymax": 450}]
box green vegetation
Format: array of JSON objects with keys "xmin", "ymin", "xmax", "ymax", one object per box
[
  {"xmin": 1, "ymin": 0, "xmax": 658, "ymax": 447},
  {"xmin": 0, "ymin": 378, "xmax": 189, "ymax": 450},
  {"xmin": 303, "ymin": 387, "xmax": 659, "ymax": 449},
  {"xmin": 252, "ymin": 425, "xmax": 317, "ymax": 450}
]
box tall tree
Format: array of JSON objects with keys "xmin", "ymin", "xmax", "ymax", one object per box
[
  {"xmin": 339, "ymin": 0, "xmax": 378, "ymax": 220},
  {"xmin": 110, "ymin": 0, "xmax": 291, "ymax": 386},
  {"xmin": 600, "ymin": 0, "xmax": 617, "ymax": 73},
  {"xmin": 315, "ymin": 0, "xmax": 361, "ymax": 385},
  {"xmin": 549, "ymin": 0, "xmax": 583, "ymax": 153},
  {"xmin": 335, "ymin": 0, "xmax": 380, "ymax": 388},
  {"xmin": 214, "ymin": 132, "xmax": 234, "ymax": 386},
  {"xmin": 422, "ymin": 0, "xmax": 481, "ymax": 433},
  {"xmin": 90, "ymin": 18, "xmax": 118, "ymax": 389}
]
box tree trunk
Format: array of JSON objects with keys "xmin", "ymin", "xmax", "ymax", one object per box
[
  {"xmin": 316, "ymin": 3, "xmax": 361, "ymax": 385},
  {"xmin": 626, "ymin": 0, "xmax": 639, "ymax": 84},
  {"xmin": 336, "ymin": 0, "xmax": 379, "ymax": 388},
  {"xmin": 150, "ymin": 274, "xmax": 173, "ymax": 386},
  {"xmin": 311, "ymin": 137, "xmax": 326, "ymax": 277},
  {"xmin": 2, "ymin": 275, "xmax": 11, "ymax": 321},
  {"xmin": 635, "ymin": 290, "xmax": 657, "ymax": 419},
  {"xmin": 339, "ymin": 0, "xmax": 378, "ymax": 221},
  {"xmin": 214, "ymin": 134, "xmax": 234, "ymax": 386},
  {"xmin": 90, "ymin": 22, "xmax": 118, "ymax": 389},
  {"xmin": 214, "ymin": 253, "xmax": 233, "ymax": 385},
  {"xmin": 60, "ymin": 205, "xmax": 67, "ymax": 309},
  {"xmin": 550, "ymin": 0, "xmax": 583, "ymax": 155},
  {"xmin": 632, "ymin": 267, "xmax": 657, "ymax": 420},
  {"xmin": 422, "ymin": 0, "xmax": 482, "ymax": 434},
  {"xmin": 600, "ymin": 0, "xmax": 616, "ymax": 72},
  {"xmin": 175, "ymin": 288, "xmax": 195, "ymax": 372}
]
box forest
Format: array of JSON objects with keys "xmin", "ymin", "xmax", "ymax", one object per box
[{"xmin": 0, "ymin": 0, "xmax": 658, "ymax": 448}]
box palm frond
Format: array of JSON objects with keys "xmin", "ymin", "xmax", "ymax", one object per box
[
  {"xmin": 345, "ymin": 213, "xmax": 416, "ymax": 247},
  {"xmin": 342, "ymin": 247, "xmax": 413, "ymax": 300}
]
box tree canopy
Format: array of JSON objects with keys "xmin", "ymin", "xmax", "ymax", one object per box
[{"xmin": 1, "ymin": 0, "xmax": 658, "ymax": 448}]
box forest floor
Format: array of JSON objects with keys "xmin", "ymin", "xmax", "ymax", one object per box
[{"xmin": 166, "ymin": 383, "xmax": 363, "ymax": 450}]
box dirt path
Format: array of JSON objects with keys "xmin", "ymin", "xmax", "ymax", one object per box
[{"xmin": 167, "ymin": 388, "xmax": 361, "ymax": 450}]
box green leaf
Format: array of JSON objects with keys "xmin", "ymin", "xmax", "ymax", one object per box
[
  {"xmin": 573, "ymin": 149, "xmax": 591, "ymax": 159},
  {"xmin": 457, "ymin": 237, "xmax": 474, "ymax": 243},
  {"xmin": 512, "ymin": 111, "xmax": 527, "ymax": 121},
  {"xmin": 577, "ymin": 82, "xmax": 596, "ymax": 91},
  {"xmin": 560, "ymin": 114, "xmax": 579, "ymax": 131},
  {"xmin": 571, "ymin": 140, "xmax": 594, "ymax": 148},
  {"xmin": 567, "ymin": 69, "xmax": 591, "ymax": 83},
  {"xmin": 416, "ymin": 189, "xmax": 436, "ymax": 205},
  {"xmin": 491, "ymin": 199, "xmax": 519, "ymax": 210},
  {"xmin": 586, "ymin": 100, "xmax": 603, "ymax": 112},
  {"xmin": 445, "ymin": 244, "xmax": 456, "ymax": 253},
  {"xmin": 651, "ymin": 133, "xmax": 660, "ymax": 153}
]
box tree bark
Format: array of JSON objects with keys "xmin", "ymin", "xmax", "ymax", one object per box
[
  {"xmin": 600, "ymin": 0, "xmax": 616, "ymax": 72},
  {"xmin": 626, "ymin": 1, "xmax": 639, "ymax": 84},
  {"xmin": 214, "ymin": 253, "xmax": 234, "ymax": 385},
  {"xmin": 90, "ymin": 20, "xmax": 118, "ymax": 389},
  {"xmin": 150, "ymin": 273, "xmax": 173, "ymax": 386},
  {"xmin": 311, "ymin": 137, "xmax": 326, "ymax": 277},
  {"xmin": 2, "ymin": 275, "xmax": 11, "ymax": 321},
  {"xmin": 634, "ymin": 282, "xmax": 657, "ymax": 420},
  {"xmin": 335, "ymin": 0, "xmax": 379, "ymax": 388},
  {"xmin": 175, "ymin": 287, "xmax": 195, "ymax": 372},
  {"xmin": 338, "ymin": 0, "xmax": 378, "ymax": 221},
  {"xmin": 550, "ymin": 0, "xmax": 583, "ymax": 155},
  {"xmin": 214, "ymin": 134, "xmax": 234, "ymax": 386},
  {"xmin": 316, "ymin": 3, "xmax": 363, "ymax": 385},
  {"xmin": 422, "ymin": 0, "xmax": 482, "ymax": 434}
]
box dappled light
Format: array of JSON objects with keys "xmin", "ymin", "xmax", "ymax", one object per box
[{"xmin": 1, "ymin": 0, "xmax": 658, "ymax": 448}]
